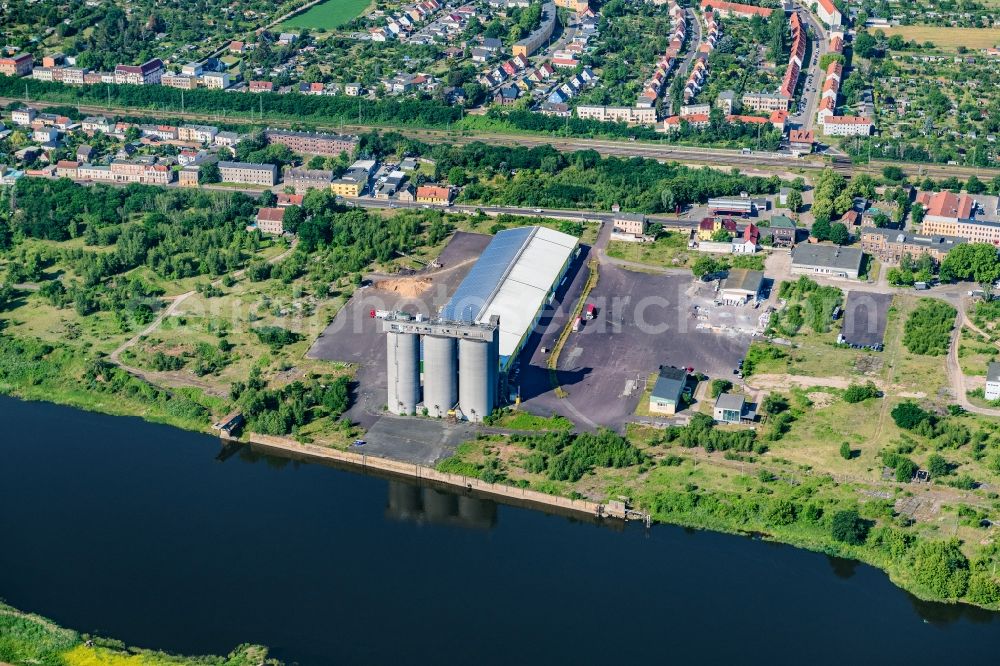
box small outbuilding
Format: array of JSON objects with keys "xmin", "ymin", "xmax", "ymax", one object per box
[
  {"xmin": 719, "ymin": 268, "xmax": 764, "ymax": 304},
  {"xmin": 649, "ymin": 366, "xmax": 688, "ymax": 415}
]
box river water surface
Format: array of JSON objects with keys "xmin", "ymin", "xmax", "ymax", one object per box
[{"xmin": 1, "ymin": 395, "xmax": 998, "ymax": 665}]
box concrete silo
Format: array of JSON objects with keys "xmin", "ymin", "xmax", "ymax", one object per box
[
  {"xmin": 386, "ymin": 331, "xmax": 420, "ymax": 415},
  {"xmin": 458, "ymin": 325, "xmax": 499, "ymax": 422},
  {"xmin": 422, "ymin": 335, "xmax": 458, "ymax": 417}
]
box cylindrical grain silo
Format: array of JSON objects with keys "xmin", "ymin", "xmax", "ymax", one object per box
[
  {"xmin": 422, "ymin": 335, "xmax": 457, "ymax": 417},
  {"xmin": 458, "ymin": 338, "xmax": 493, "ymax": 422},
  {"xmin": 387, "ymin": 331, "xmax": 420, "ymax": 415}
]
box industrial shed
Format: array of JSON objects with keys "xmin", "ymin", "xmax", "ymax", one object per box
[{"xmin": 441, "ymin": 226, "xmax": 579, "ymax": 369}]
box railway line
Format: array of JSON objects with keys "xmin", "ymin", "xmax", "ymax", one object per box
[{"xmin": 4, "ymin": 96, "xmax": 997, "ymax": 182}]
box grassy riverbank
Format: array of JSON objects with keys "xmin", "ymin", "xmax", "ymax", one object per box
[{"xmin": 0, "ymin": 603, "xmax": 279, "ymax": 666}]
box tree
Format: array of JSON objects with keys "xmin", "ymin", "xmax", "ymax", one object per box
[
  {"xmin": 927, "ymin": 453, "xmax": 949, "ymax": 478},
  {"xmin": 711, "ymin": 379, "xmax": 732, "ymax": 398},
  {"xmin": 910, "ymin": 202, "xmax": 925, "ymax": 226},
  {"xmin": 853, "ymin": 31, "xmax": 878, "ymax": 59},
  {"xmin": 840, "ymin": 441, "xmax": 852, "ymax": 460},
  {"xmin": 307, "ymin": 155, "xmax": 325, "ymax": 170},
  {"xmin": 831, "ymin": 509, "xmax": 870, "ymax": 545},
  {"xmin": 829, "ymin": 222, "xmax": 850, "ymax": 245},
  {"xmin": 882, "ymin": 166, "xmax": 905, "ymax": 182},
  {"xmin": 811, "ymin": 218, "xmax": 831, "ymax": 241},
  {"xmin": 711, "ymin": 228, "xmax": 733, "ymax": 242},
  {"xmin": 692, "ymin": 255, "xmax": 726, "ymax": 278},
  {"xmin": 786, "ymin": 189, "xmax": 803, "ymax": 213},
  {"xmin": 124, "ymin": 125, "xmax": 141, "ymax": 142},
  {"xmin": 763, "ymin": 393, "xmax": 789, "ymax": 414},
  {"xmin": 940, "ymin": 243, "xmax": 1000, "ymax": 287},
  {"xmin": 447, "ymin": 166, "xmax": 466, "ymax": 186},
  {"xmin": 198, "ymin": 162, "xmax": 220, "ymax": 184}
]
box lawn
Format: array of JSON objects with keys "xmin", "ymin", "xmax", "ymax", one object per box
[
  {"xmin": 880, "ymin": 26, "xmax": 1000, "ymax": 50},
  {"xmin": 281, "ymin": 0, "xmax": 372, "ymax": 30},
  {"xmin": 606, "ymin": 232, "xmax": 692, "ymax": 268}
]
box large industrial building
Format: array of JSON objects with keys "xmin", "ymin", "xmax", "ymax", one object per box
[
  {"xmin": 381, "ymin": 226, "xmax": 579, "ymax": 422},
  {"xmin": 440, "ymin": 226, "xmax": 579, "ymax": 369}
]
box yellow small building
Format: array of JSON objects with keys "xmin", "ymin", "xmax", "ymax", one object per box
[{"xmin": 331, "ymin": 178, "xmax": 363, "ymax": 198}]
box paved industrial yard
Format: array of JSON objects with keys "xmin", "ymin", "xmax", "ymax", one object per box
[
  {"xmin": 308, "ymin": 232, "xmax": 492, "ymax": 428},
  {"xmin": 518, "ymin": 263, "xmax": 753, "ymax": 430}
]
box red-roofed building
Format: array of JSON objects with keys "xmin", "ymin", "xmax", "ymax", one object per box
[
  {"xmin": 816, "ymin": 0, "xmax": 841, "ymax": 26},
  {"xmin": 700, "ymin": 0, "xmax": 772, "ymax": 18},
  {"xmin": 255, "ymin": 207, "xmax": 285, "ymax": 235},
  {"xmin": 917, "ymin": 191, "xmax": 974, "ymax": 224},
  {"xmin": 821, "ymin": 115, "xmax": 872, "ymax": 136},
  {"xmin": 0, "ymin": 52, "xmax": 34, "ymax": 77},
  {"xmin": 769, "ymin": 110, "xmax": 788, "ymax": 130},
  {"xmin": 277, "ymin": 193, "xmax": 305, "ymax": 207},
  {"xmin": 249, "ymin": 80, "xmax": 273, "ymax": 93},
  {"xmin": 789, "ymin": 129, "xmax": 814, "ymax": 153},
  {"xmin": 416, "ymin": 184, "xmax": 452, "ymax": 205}
]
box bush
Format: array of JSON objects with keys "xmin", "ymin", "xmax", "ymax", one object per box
[
  {"xmin": 913, "ymin": 539, "xmax": 970, "ymax": 599},
  {"xmin": 902, "ymin": 300, "xmax": 956, "ymax": 356},
  {"xmin": 927, "ymin": 453, "xmax": 949, "ymax": 478},
  {"xmin": 253, "ymin": 326, "xmax": 301, "ymax": 349},
  {"xmin": 895, "ymin": 458, "xmax": 918, "ymax": 482},
  {"xmin": 763, "ymin": 393, "xmax": 789, "ymax": 415},
  {"xmin": 891, "ymin": 402, "xmax": 932, "ymax": 430},
  {"xmin": 711, "ymin": 379, "xmax": 733, "ymax": 398},
  {"xmin": 831, "ymin": 509, "xmax": 870, "ymax": 545},
  {"xmin": 843, "ymin": 381, "xmax": 880, "ymax": 403}
]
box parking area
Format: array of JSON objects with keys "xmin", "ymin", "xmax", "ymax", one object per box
[
  {"xmin": 307, "ymin": 231, "xmax": 492, "ymax": 428},
  {"xmin": 841, "ymin": 291, "xmax": 892, "ymax": 348},
  {"xmin": 517, "ymin": 262, "xmax": 753, "ymax": 430}
]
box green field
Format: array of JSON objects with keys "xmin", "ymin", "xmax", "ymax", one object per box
[{"xmin": 282, "ymin": 0, "xmax": 371, "ymax": 30}]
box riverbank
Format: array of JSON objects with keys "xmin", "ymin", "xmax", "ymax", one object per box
[
  {"xmin": 0, "ymin": 603, "xmax": 278, "ymax": 666},
  {"xmin": 3, "ymin": 364, "xmax": 999, "ymax": 613}
]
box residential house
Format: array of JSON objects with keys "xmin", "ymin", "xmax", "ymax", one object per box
[
  {"xmin": 714, "ymin": 393, "xmax": 751, "ymax": 424},
  {"xmin": 284, "ymin": 167, "xmax": 333, "ymax": 193},
  {"xmin": 860, "ymin": 227, "xmax": 965, "ymax": 264},
  {"xmin": 767, "ymin": 215, "xmax": 797, "ymax": 247},
  {"xmin": 255, "ymin": 207, "xmax": 285, "ymax": 235},
  {"xmin": 416, "ymin": 184, "xmax": 452, "ymax": 205}
]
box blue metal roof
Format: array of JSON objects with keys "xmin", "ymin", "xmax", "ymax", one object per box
[{"xmin": 441, "ymin": 227, "xmax": 533, "ymax": 322}]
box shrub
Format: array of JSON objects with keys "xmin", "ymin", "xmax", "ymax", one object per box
[
  {"xmin": 902, "ymin": 300, "xmax": 956, "ymax": 355},
  {"xmin": 891, "ymin": 402, "xmax": 932, "ymax": 430},
  {"xmin": 913, "ymin": 539, "xmax": 970, "ymax": 599},
  {"xmin": 711, "ymin": 379, "xmax": 733, "ymax": 398},
  {"xmin": 927, "ymin": 453, "xmax": 949, "ymax": 478},
  {"xmin": 763, "ymin": 393, "xmax": 789, "ymax": 415},
  {"xmin": 843, "ymin": 381, "xmax": 880, "ymax": 403}
]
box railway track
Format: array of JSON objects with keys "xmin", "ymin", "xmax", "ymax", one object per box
[{"xmin": 5, "ymin": 96, "xmax": 997, "ymax": 181}]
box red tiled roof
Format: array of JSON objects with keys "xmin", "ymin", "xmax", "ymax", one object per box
[
  {"xmin": 916, "ymin": 190, "xmax": 974, "ymax": 219},
  {"xmin": 256, "ymin": 207, "xmax": 285, "ymax": 222}
]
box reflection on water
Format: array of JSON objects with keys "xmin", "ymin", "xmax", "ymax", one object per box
[
  {"xmin": 3, "ymin": 395, "xmax": 1000, "ymax": 666},
  {"xmin": 385, "ymin": 480, "xmax": 498, "ymax": 529},
  {"xmin": 827, "ymin": 555, "xmax": 861, "ymax": 580}
]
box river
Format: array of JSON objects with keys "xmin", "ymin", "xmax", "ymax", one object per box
[{"xmin": 1, "ymin": 395, "xmax": 998, "ymax": 665}]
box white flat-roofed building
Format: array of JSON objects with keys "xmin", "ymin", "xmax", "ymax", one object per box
[{"xmin": 441, "ymin": 226, "xmax": 579, "ymax": 369}]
